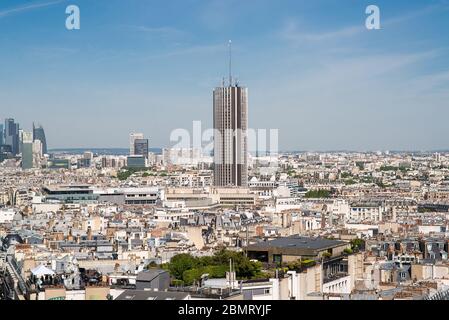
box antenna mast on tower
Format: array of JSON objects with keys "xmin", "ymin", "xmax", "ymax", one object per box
[{"xmin": 228, "ymin": 40, "xmax": 232, "ymax": 86}]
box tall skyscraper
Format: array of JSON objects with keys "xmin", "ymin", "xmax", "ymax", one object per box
[
  {"xmin": 33, "ymin": 139, "xmax": 43, "ymax": 157},
  {"xmin": 4, "ymin": 118, "xmax": 19, "ymax": 156},
  {"xmin": 21, "ymin": 131, "xmax": 33, "ymax": 169},
  {"xmin": 0, "ymin": 123, "xmax": 4, "ymax": 146},
  {"xmin": 33, "ymin": 123, "xmax": 48, "ymax": 155},
  {"xmin": 213, "ymin": 41, "xmax": 248, "ymax": 187},
  {"xmin": 129, "ymin": 133, "xmax": 144, "ymax": 155},
  {"xmin": 134, "ymin": 138, "xmax": 149, "ymax": 159},
  {"xmin": 0, "ymin": 123, "xmax": 6, "ymax": 163},
  {"xmin": 18, "ymin": 129, "xmax": 24, "ymax": 154}
]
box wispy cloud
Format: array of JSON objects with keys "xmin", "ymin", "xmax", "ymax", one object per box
[
  {"xmin": 27, "ymin": 46, "xmax": 80, "ymax": 59},
  {"xmin": 82, "ymin": 42, "xmax": 226, "ymax": 66},
  {"xmin": 383, "ymin": 2, "xmax": 449, "ymax": 27},
  {"xmin": 0, "ymin": 0, "xmax": 64, "ymax": 18},
  {"xmin": 163, "ymin": 43, "xmax": 224, "ymax": 57},
  {"xmin": 281, "ymin": 20, "xmax": 363, "ymax": 43},
  {"xmin": 280, "ymin": 3, "xmax": 449, "ymax": 45},
  {"xmin": 404, "ymin": 68, "xmax": 449, "ymax": 97},
  {"xmin": 137, "ymin": 43, "xmax": 225, "ymax": 62},
  {"xmin": 250, "ymin": 48, "xmax": 449, "ymax": 150},
  {"xmin": 126, "ymin": 25, "xmax": 187, "ymax": 38}
]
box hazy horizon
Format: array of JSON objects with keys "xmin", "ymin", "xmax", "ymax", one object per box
[{"xmin": 47, "ymin": 147, "xmax": 449, "ymax": 154}]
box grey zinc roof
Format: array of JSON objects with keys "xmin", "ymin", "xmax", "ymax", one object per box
[
  {"xmin": 136, "ymin": 269, "xmax": 167, "ymax": 282},
  {"xmin": 249, "ymin": 235, "xmax": 346, "ymax": 251},
  {"xmin": 116, "ymin": 289, "xmax": 189, "ymax": 300},
  {"xmin": 351, "ymin": 293, "xmax": 378, "ymax": 300}
]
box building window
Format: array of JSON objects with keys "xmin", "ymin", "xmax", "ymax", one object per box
[{"xmin": 272, "ymin": 254, "xmax": 282, "ymax": 264}]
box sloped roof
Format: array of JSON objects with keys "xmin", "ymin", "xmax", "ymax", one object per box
[
  {"xmin": 136, "ymin": 269, "xmax": 168, "ymax": 282},
  {"xmin": 31, "ymin": 264, "xmax": 55, "ymax": 276}
]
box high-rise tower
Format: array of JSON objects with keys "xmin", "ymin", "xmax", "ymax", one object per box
[
  {"xmin": 129, "ymin": 133, "xmax": 144, "ymax": 156},
  {"xmin": 4, "ymin": 118, "xmax": 19, "ymax": 156},
  {"xmin": 33, "ymin": 123, "xmax": 48, "ymax": 155},
  {"xmin": 134, "ymin": 138, "xmax": 149, "ymax": 159},
  {"xmin": 0, "ymin": 123, "xmax": 4, "ymax": 146},
  {"xmin": 21, "ymin": 131, "xmax": 33, "ymax": 169},
  {"xmin": 213, "ymin": 41, "xmax": 248, "ymax": 187}
]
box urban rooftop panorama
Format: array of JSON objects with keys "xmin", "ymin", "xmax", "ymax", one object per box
[
  {"xmin": 1, "ymin": 0, "xmax": 449, "ymax": 305},
  {"xmin": 2, "ymin": 120, "xmax": 449, "ymax": 301}
]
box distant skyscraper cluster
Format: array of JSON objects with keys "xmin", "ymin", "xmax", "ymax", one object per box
[{"xmin": 0, "ymin": 118, "xmax": 48, "ymax": 169}]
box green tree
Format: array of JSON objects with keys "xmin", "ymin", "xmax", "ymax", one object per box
[
  {"xmin": 116, "ymin": 167, "xmax": 148, "ymax": 180},
  {"xmin": 117, "ymin": 170, "xmax": 132, "ymax": 181},
  {"xmin": 350, "ymin": 238, "xmax": 365, "ymax": 251},
  {"xmin": 356, "ymin": 162, "xmax": 364, "ymax": 170},
  {"xmin": 380, "ymin": 166, "xmax": 398, "ymax": 171},
  {"xmin": 344, "ymin": 179, "xmax": 357, "ymax": 185},
  {"xmin": 304, "ymin": 189, "xmax": 331, "ymax": 198},
  {"xmin": 182, "ymin": 265, "xmax": 228, "ymax": 285},
  {"xmin": 341, "ymin": 172, "xmax": 352, "ymax": 179},
  {"xmin": 168, "ymin": 253, "xmax": 199, "ymax": 280},
  {"xmin": 167, "ymin": 250, "xmax": 263, "ymax": 283}
]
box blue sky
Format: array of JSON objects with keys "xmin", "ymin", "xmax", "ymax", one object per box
[{"xmin": 1, "ymin": 0, "xmax": 449, "ymax": 151}]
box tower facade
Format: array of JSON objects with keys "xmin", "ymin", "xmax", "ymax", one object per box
[
  {"xmin": 129, "ymin": 133, "xmax": 144, "ymax": 156},
  {"xmin": 213, "ymin": 85, "xmax": 248, "ymax": 187},
  {"xmin": 21, "ymin": 131, "xmax": 33, "ymax": 169},
  {"xmin": 4, "ymin": 118, "xmax": 19, "ymax": 156},
  {"xmin": 0, "ymin": 123, "xmax": 4, "ymax": 146},
  {"xmin": 134, "ymin": 138, "xmax": 149, "ymax": 159},
  {"xmin": 33, "ymin": 123, "xmax": 48, "ymax": 155}
]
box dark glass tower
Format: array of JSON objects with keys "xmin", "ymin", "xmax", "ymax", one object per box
[
  {"xmin": 134, "ymin": 138, "xmax": 149, "ymax": 159},
  {"xmin": 33, "ymin": 123, "xmax": 48, "ymax": 154},
  {"xmin": 4, "ymin": 118, "xmax": 19, "ymax": 156},
  {"xmin": 0, "ymin": 123, "xmax": 3, "ymax": 146}
]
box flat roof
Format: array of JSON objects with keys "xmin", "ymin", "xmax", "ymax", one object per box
[
  {"xmin": 247, "ymin": 235, "xmax": 347, "ymax": 251},
  {"xmin": 115, "ymin": 290, "xmax": 189, "ymax": 300},
  {"xmin": 43, "ymin": 185, "xmax": 93, "ymax": 192}
]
